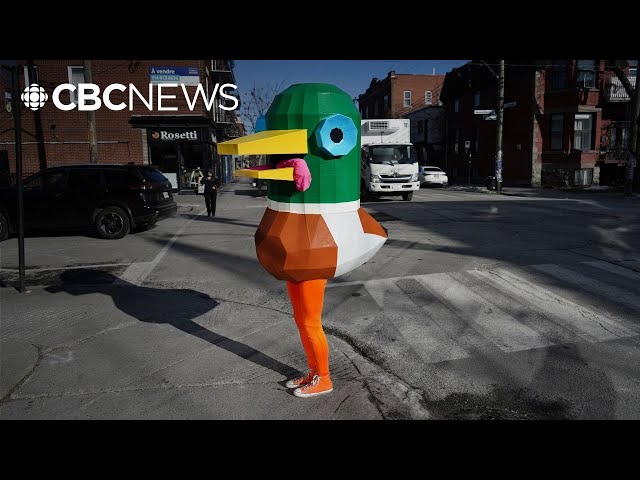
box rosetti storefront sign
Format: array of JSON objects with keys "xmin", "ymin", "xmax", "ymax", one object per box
[{"xmin": 148, "ymin": 128, "xmax": 202, "ymax": 142}]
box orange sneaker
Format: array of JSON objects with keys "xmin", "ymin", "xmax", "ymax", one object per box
[
  {"xmin": 293, "ymin": 374, "xmax": 333, "ymax": 398},
  {"xmin": 285, "ymin": 370, "xmax": 315, "ymax": 389}
]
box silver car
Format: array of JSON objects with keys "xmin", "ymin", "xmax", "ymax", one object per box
[{"xmin": 419, "ymin": 166, "xmax": 449, "ymax": 187}]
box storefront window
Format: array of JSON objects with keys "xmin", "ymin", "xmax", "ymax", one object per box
[
  {"xmin": 145, "ymin": 126, "xmax": 214, "ymax": 191},
  {"xmin": 181, "ymin": 143, "xmax": 205, "ymax": 188}
]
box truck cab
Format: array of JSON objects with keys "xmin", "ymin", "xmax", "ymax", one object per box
[{"xmin": 360, "ymin": 119, "xmax": 420, "ymax": 201}]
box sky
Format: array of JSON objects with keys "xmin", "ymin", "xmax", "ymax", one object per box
[{"xmin": 233, "ymin": 60, "xmax": 469, "ymax": 128}]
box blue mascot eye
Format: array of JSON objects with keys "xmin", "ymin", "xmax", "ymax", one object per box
[{"xmin": 314, "ymin": 114, "xmax": 357, "ymax": 157}]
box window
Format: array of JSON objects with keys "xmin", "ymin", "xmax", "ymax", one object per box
[
  {"xmin": 68, "ymin": 170, "xmax": 101, "ymax": 189},
  {"xmin": 104, "ymin": 170, "xmax": 136, "ymax": 186},
  {"xmin": 576, "ymin": 60, "xmax": 596, "ymax": 89},
  {"xmin": 550, "ymin": 60, "xmax": 567, "ymax": 89},
  {"xmin": 454, "ymin": 128, "xmax": 461, "ymax": 154},
  {"xmin": 425, "ymin": 91, "xmax": 432, "ymax": 105},
  {"xmin": 610, "ymin": 122, "xmax": 629, "ymax": 149},
  {"xmin": 474, "ymin": 92, "xmax": 480, "ymax": 107},
  {"xmin": 417, "ymin": 120, "xmax": 423, "ymax": 134},
  {"xmin": 454, "ymin": 99, "xmax": 459, "ymax": 113},
  {"xmin": 24, "ymin": 170, "xmax": 65, "ymax": 190},
  {"xmin": 424, "ymin": 120, "xmax": 429, "ymax": 142},
  {"xmin": 404, "ymin": 91, "xmax": 411, "ymax": 108},
  {"xmin": 629, "ymin": 60, "xmax": 638, "ymax": 77},
  {"xmin": 68, "ymin": 65, "xmax": 85, "ymax": 104},
  {"xmin": 137, "ymin": 167, "xmax": 168, "ymax": 183},
  {"xmin": 573, "ymin": 113, "xmax": 593, "ymax": 151},
  {"xmin": 374, "ymin": 101, "xmax": 379, "ymax": 116},
  {"xmin": 550, "ymin": 114, "xmax": 564, "ymax": 150},
  {"xmin": 23, "ymin": 65, "xmax": 38, "ymax": 86},
  {"xmin": 384, "ymin": 94, "xmax": 390, "ymax": 108},
  {"xmin": 67, "ymin": 65, "xmax": 97, "ymax": 106}
]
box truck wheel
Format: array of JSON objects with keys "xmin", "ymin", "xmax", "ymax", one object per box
[
  {"xmin": 95, "ymin": 206, "xmax": 130, "ymax": 239},
  {"xmin": 402, "ymin": 192, "xmax": 414, "ymax": 201},
  {"xmin": 0, "ymin": 212, "xmax": 9, "ymax": 241}
]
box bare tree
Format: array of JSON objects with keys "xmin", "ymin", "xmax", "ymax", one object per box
[{"xmin": 239, "ymin": 81, "xmax": 286, "ymax": 134}]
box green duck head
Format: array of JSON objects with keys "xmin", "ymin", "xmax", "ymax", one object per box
[{"xmin": 218, "ymin": 83, "xmax": 360, "ymax": 204}]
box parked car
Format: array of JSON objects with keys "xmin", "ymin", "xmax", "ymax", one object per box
[
  {"xmin": 419, "ymin": 166, "xmax": 449, "ymax": 187},
  {"xmin": 0, "ymin": 164, "xmax": 177, "ymax": 241}
]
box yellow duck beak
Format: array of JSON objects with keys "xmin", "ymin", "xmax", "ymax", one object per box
[
  {"xmin": 218, "ymin": 129, "xmax": 308, "ymax": 155},
  {"xmin": 218, "ymin": 129, "xmax": 308, "ymax": 181}
]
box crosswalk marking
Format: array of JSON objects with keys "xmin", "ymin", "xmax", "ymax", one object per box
[
  {"xmin": 363, "ymin": 279, "xmax": 470, "ymax": 363},
  {"xmin": 412, "ymin": 272, "xmax": 553, "ymax": 353},
  {"xmin": 531, "ymin": 264, "xmax": 640, "ymax": 313},
  {"xmin": 327, "ymin": 261, "xmax": 639, "ymax": 363},
  {"xmin": 582, "ymin": 260, "xmax": 640, "ymax": 281},
  {"xmin": 469, "ymin": 268, "xmax": 636, "ymax": 342}
]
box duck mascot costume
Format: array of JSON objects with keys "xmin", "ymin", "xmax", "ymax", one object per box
[{"xmin": 218, "ymin": 84, "xmax": 387, "ymax": 398}]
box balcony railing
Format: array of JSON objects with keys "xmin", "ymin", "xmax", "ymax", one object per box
[
  {"xmin": 604, "ymin": 75, "xmax": 636, "ymax": 101},
  {"xmin": 211, "ymin": 60, "xmax": 233, "ymax": 72}
]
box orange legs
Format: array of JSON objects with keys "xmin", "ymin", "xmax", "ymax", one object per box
[{"xmin": 286, "ymin": 279, "xmax": 330, "ymax": 377}]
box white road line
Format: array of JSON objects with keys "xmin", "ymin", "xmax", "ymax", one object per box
[
  {"xmin": 470, "ymin": 268, "xmax": 636, "ymax": 341},
  {"xmin": 115, "ymin": 207, "xmax": 207, "ymax": 286},
  {"xmin": 582, "ymin": 260, "xmax": 640, "ymax": 281},
  {"xmin": 0, "ymin": 262, "xmax": 150, "ymax": 273},
  {"xmin": 363, "ymin": 279, "xmax": 470, "ymax": 363},
  {"xmin": 329, "ymin": 274, "xmax": 424, "ymax": 288},
  {"xmin": 531, "ymin": 264, "xmax": 640, "ymax": 313},
  {"xmin": 415, "ymin": 272, "xmax": 554, "ymax": 353}
]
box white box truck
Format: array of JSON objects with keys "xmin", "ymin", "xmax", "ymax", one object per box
[{"xmin": 360, "ymin": 119, "xmax": 420, "ymax": 201}]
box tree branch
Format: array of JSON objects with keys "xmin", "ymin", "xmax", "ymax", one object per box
[{"xmin": 611, "ymin": 66, "xmax": 635, "ymax": 98}]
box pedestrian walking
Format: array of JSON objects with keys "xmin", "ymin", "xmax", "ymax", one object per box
[{"xmin": 200, "ymin": 170, "xmax": 220, "ymax": 217}]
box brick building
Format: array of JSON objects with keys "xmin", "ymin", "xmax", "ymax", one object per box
[
  {"xmin": 406, "ymin": 105, "xmax": 445, "ymax": 167},
  {"xmin": 0, "ymin": 60, "xmax": 241, "ymax": 191},
  {"xmin": 440, "ymin": 60, "xmax": 638, "ymax": 187},
  {"xmin": 358, "ymin": 70, "xmax": 445, "ymax": 119}
]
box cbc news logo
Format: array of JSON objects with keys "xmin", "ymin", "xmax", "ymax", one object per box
[
  {"xmin": 21, "ymin": 83, "xmax": 49, "ymax": 111},
  {"xmin": 17, "ymin": 81, "xmax": 238, "ymax": 112}
]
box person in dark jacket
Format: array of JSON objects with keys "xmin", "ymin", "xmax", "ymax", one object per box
[{"xmin": 200, "ymin": 170, "xmax": 220, "ymax": 217}]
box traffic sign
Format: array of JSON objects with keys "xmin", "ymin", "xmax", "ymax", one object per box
[
  {"xmin": 474, "ymin": 109, "xmax": 495, "ymax": 115},
  {"xmin": 504, "ymin": 101, "xmax": 517, "ymax": 108}
]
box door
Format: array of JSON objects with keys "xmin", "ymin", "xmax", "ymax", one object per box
[
  {"xmin": 179, "ymin": 143, "xmax": 204, "ymax": 190},
  {"xmin": 61, "ymin": 169, "xmax": 104, "ymax": 227},
  {"xmin": 149, "ymin": 143, "xmax": 180, "ymax": 190}
]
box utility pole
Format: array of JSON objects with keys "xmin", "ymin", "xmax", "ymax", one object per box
[
  {"xmin": 495, "ymin": 60, "xmax": 505, "ymax": 193},
  {"xmin": 625, "ymin": 61, "xmax": 640, "ymax": 197},
  {"xmin": 83, "ymin": 60, "xmax": 98, "ymax": 163},
  {"xmin": 3, "ymin": 62, "xmax": 26, "ymax": 292}
]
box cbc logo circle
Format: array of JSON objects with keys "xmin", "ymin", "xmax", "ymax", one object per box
[{"xmin": 21, "ymin": 84, "xmax": 49, "ymax": 111}]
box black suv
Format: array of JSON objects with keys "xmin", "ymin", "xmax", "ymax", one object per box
[{"xmin": 0, "ymin": 164, "xmax": 177, "ymax": 241}]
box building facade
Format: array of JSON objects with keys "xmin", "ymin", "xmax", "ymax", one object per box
[
  {"xmin": 0, "ymin": 60, "xmax": 241, "ymax": 191},
  {"xmin": 358, "ymin": 70, "xmax": 445, "ymax": 119},
  {"xmin": 440, "ymin": 60, "xmax": 638, "ymax": 187},
  {"xmin": 406, "ymin": 105, "xmax": 445, "ymax": 167}
]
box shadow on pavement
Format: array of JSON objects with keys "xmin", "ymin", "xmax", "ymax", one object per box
[{"xmin": 44, "ymin": 269, "xmax": 297, "ymax": 378}]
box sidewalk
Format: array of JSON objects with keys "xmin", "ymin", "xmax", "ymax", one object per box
[
  {"xmin": 449, "ymin": 184, "xmax": 639, "ymax": 200},
  {"xmin": 174, "ymin": 179, "xmax": 267, "ymax": 212}
]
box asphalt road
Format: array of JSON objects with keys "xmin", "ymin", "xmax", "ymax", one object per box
[{"xmin": 1, "ymin": 182, "xmax": 639, "ymax": 419}]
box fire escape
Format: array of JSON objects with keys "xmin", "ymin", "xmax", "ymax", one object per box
[{"xmin": 209, "ymin": 60, "xmax": 242, "ymax": 141}]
